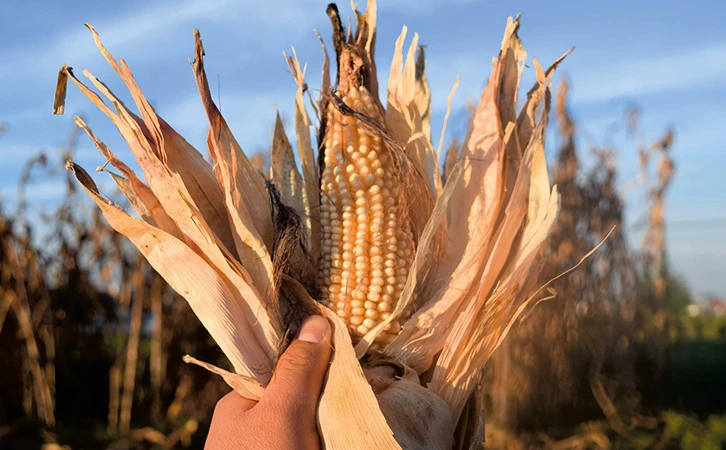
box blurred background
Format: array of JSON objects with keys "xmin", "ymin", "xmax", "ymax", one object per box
[{"xmin": 1, "ymin": 0, "xmax": 724, "ymax": 448}]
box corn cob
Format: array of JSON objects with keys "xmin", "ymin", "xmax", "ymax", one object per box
[{"xmin": 318, "ymin": 85, "xmax": 414, "ymax": 340}]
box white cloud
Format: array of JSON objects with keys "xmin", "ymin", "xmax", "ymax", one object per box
[
  {"xmin": 571, "ymin": 42, "xmax": 726, "ymax": 104},
  {"xmin": 378, "ymin": 0, "xmax": 476, "ymax": 16},
  {"xmin": 0, "ymin": 0, "xmax": 321, "ymax": 80}
]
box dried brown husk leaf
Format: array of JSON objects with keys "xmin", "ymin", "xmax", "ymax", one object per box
[
  {"xmin": 270, "ymin": 112, "xmax": 305, "ymax": 215},
  {"xmin": 57, "ymin": 40, "xmax": 280, "ymax": 362},
  {"xmin": 452, "ymin": 381, "xmax": 486, "ymax": 450},
  {"xmin": 435, "ymin": 75, "xmax": 460, "ymax": 195},
  {"xmin": 105, "ymin": 170, "xmax": 147, "ymax": 217},
  {"xmin": 386, "ymin": 27, "xmax": 435, "ymax": 195},
  {"xmin": 517, "ymin": 48, "xmax": 573, "ymax": 149},
  {"xmin": 314, "ymin": 29, "xmax": 332, "ymax": 106},
  {"xmin": 285, "ymin": 52, "xmax": 321, "ymax": 263},
  {"xmin": 383, "ymin": 20, "xmax": 564, "ymax": 428},
  {"xmin": 443, "ymin": 139, "xmax": 461, "ymax": 184},
  {"xmin": 350, "ymin": 0, "xmax": 379, "ymax": 98},
  {"xmin": 182, "ymin": 355, "xmax": 265, "ymax": 401},
  {"xmin": 497, "ymin": 15, "xmax": 527, "ymax": 205},
  {"xmin": 192, "ymin": 30, "xmax": 276, "ymax": 303},
  {"xmin": 426, "ymin": 21, "xmax": 539, "ymax": 420},
  {"xmin": 66, "ymin": 162, "xmax": 275, "ymax": 381},
  {"xmin": 74, "ymin": 116, "xmax": 182, "ymax": 238},
  {"xmin": 85, "ymin": 25, "xmax": 240, "ymax": 258},
  {"xmin": 430, "ymin": 123, "xmax": 559, "ymax": 422},
  {"xmin": 91, "ymin": 32, "xmax": 280, "ymax": 338},
  {"xmin": 383, "ymin": 53, "xmax": 507, "ymax": 374}
]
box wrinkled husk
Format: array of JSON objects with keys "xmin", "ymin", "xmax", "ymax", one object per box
[{"xmin": 55, "ymin": 2, "xmax": 570, "ymax": 448}]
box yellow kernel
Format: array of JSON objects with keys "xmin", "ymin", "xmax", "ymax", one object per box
[{"xmin": 365, "ymin": 310, "xmax": 379, "ymax": 320}]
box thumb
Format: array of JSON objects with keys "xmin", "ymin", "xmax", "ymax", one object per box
[{"xmin": 260, "ymin": 315, "xmax": 333, "ymax": 418}]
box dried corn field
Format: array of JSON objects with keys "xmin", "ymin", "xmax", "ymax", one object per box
[{"xmin": 2, "ymin": 2, "xmax": 724, "ymax": 449}]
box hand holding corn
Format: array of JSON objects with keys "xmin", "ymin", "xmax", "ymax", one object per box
[{"xmin": 206, "ymin": 315, "xmax": 333, "ymax": 450}]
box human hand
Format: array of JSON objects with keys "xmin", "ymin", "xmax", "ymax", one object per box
[{"xmin": 205, "ymin": 315, "xmax": 333, "ymax": 450}]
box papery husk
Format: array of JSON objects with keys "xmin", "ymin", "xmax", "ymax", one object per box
[
  {"xmin": 380, "ymin": 16, "xmax": 566, "ymax": 424},
  {"xmin": 376, "ymin": 379, "xmax": 454, "ymax": 450},
  {"xmin": 381, "ymin": 52, "xmax": 509, "ymax": 375},
  {"xmin": 435, "ymin": 75, "xmax": 460, "ymax": 195},
  {"xmin": 85, "ymin": 25, "xmax": 242, "ymax": 260},
  {"xmin": 270, "ymin": 112, "xmax": 305, "ymax": 222},
  {"xmin": 56, "ymin": 28, "xmax": 282, "ymax": 367},
  {"xmin": 385, "ymin": 26, "xmax": 438, "ymax": 238},
  {"xmin": 285, "ymin": 51, "xmax": 321, "ymax": 263},
  {"xmin": 192, "ymin": 30, "xmax": 277, "ymax": 305},
  {"xmin": 65, "ymin": 162, "xmax": 275, "ymax": 381},
  {"xmin": 182, "ymin": 355, "xmax": 265, "ymax": 401},
  {"xmin": 74, "ymin": 116, "xmax": 182, "ymax": 239}
]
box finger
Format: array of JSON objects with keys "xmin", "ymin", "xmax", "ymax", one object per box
[
  {"xmin": 215, "ymin": 390, "xmax": 258, "ymax": 414},
  {"xmin": 206, "ymin": 391, "xmax": 258, "ymax": 447},
  {"xmin": 259, "ymin": 315, "xmax": 333, "ymax": 418}
]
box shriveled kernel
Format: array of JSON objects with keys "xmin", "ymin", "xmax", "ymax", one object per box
[{"xmin": 384, "ymin": 320, "xmax": 401, "ymax": 334}]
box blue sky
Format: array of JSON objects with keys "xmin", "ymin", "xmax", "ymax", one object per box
[{"xmin": 0, "ymin": 0, "xmax": 724, "ymax": 296}]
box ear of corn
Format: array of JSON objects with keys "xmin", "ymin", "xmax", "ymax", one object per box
[
  {"xmin": 57, "ymin": 1, "xmax": 571, "ymax": 447},
  {"xmin": 319, "ymin": 83, "xmax": 414, "ymax": 341}
]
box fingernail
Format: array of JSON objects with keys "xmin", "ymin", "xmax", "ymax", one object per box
[{"xmin": 298, "ymin": 315, "xmax": 330, "ymax": 343}]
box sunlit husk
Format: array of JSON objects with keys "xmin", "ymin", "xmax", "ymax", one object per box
[{"xmin": 56, "ymin": 2, "xmax": 571, "ymax": 448}]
